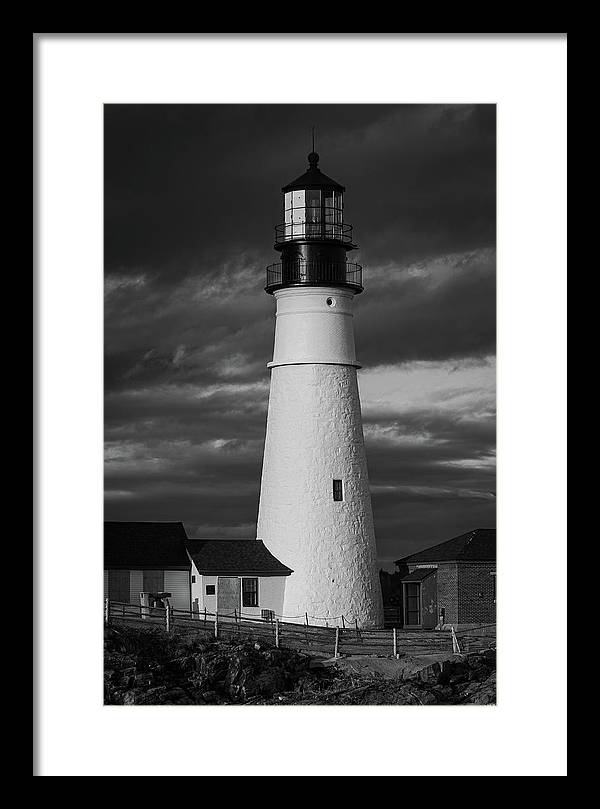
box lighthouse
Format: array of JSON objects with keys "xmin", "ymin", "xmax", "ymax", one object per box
[{"xmin": 256, "ymin": 149, "xmax": 384, "ymax": 628}]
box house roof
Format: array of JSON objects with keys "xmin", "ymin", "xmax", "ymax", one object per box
[
  {"xmin": 401, "ymin": 567, "xmax": 437, "ymax": 582},
  {"xmin": 395, "ymin": 528, "xmax": 496, "ymax": 566},
  {"xmin": 282, "ymin": 152, "xmax": 345, "ymax": 193},
  {"xmin": 104, "ymin": 522, "xmax": 190, "ymax": 569},
  {"xmin": 186, "ymin": 539, "xmax": 293, "ymax": 577}
]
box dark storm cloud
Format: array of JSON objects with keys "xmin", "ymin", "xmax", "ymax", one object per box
[{"xmin": 104, "ymin": 104, "xmax": 496, "ymax": 564}]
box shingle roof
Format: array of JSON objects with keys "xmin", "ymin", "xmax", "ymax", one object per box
[
  {"xmin": 186, "ymin": 539, "xmax": 293, "ymax": 576},
  {"xmin": 401, "ymin": 567, "xmax": 437, "ymax": 582},
  {"xmin": 395, "ymin": 528, "xmax": 496, "ymax": 566},
  {"xmin": 104, "ymin": 522, "xmax": 190, "ymax": 569}
]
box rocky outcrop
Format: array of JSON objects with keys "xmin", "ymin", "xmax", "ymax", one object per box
[{"xmin": 104, "ymin": 625, "xmax": 496, "ymax": 705}]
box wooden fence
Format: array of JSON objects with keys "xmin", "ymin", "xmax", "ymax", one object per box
[{"xmin": 104, "ymin": 600, "xmax": 496, "ymax": 659}]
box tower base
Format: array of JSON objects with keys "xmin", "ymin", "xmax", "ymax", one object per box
[{"xmin": 256, "ymin": 362, "xmax": 384, "ymax": 628}]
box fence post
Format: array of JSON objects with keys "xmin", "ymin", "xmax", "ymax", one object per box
[
  {"xmin": 204, "ymin": 607, "xmax": 207, "ymax": 625},
  {"xmin": 393, "ymin": 628, "xmax": 397, "ymax": 658},
  {"xmin": 355, "ymin": 618, "xmax": 359, "ymax": 639},
  {"xmin": 234, "ymin": 608, "xmax": 238, "ymax": 627},
  {"xmin": 214, "ymin": 611, "xmax": 219, "ymax": 639},
  {"xmin": 104, "ymin": 598, "xmax": 110, "ymax": 625},
  {"xmin": 334, "ymin": 626, "xmax": 340, "ymax": 659},
  {"xmin": 451, "ymin": 626, "xmax": 461, "ymax": 654},
  {"xmin": 305, "ymin": 612, "xmax": 309, "ymax": 626},
  {"xmin": 341, "ymin": 615, "xmax": 346, "ymax": 629},
  {"xmin": 275, "ymin": 619, "xmax": 280, "ymax": 649},
  {"xmin": 165, "ymin": 605, "xmax": 171, "ymax": 633}
]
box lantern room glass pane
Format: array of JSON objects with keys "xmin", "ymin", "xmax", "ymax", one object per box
[
  {"xmin": 306, "ymin": 189, "xmax": 321, "ymax": 235},
  {"xmin": 324, "ymin": 193, "xmax": 334, "ymax": 236},
  {"xmin": 291, "ymin": 189, "xmax": 305, "ymax": 237},
  {"xmin": 284, "ymin": 192, "xmax": 293, "ymax": 237}
]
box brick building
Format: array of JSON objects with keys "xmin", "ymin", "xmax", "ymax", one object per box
[{"xmin": 394, "ymin": 528, "xmax": 496, "ymax": 629}]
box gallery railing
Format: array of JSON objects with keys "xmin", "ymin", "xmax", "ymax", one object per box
[
  {"xmin": 274, "ymin": 213, "xmax": 354, "ymax": 244},
  {"xmin": 265, "ymin": 260, "xmax": 363, "ymax": 293}
]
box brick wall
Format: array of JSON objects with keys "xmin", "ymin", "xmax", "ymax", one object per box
[
  {"xmin": 407, "ymin": 562, "xmax": 458, "ymax": 625},
  {"xmin": 403, "ymin": 561, "xmax": 496, "ymax": 627},
  {"xmin": 435, "ymin": 563, "xmax": 459, "ymax": 625},
  {"xmin": 458, "ymin": 563, "xmax": 496, "ymax": 624}
]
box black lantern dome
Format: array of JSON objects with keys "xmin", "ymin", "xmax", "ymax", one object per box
[{"xmin": 265, "ymin": 152, "xmax": 363, "ymax": 294}]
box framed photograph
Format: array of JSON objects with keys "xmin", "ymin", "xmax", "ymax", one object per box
[{"xmin": 35, "ymin": 33, "xmax": 567, "ymax": 777}]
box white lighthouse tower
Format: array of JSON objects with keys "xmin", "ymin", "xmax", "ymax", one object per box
[{"xmin": 256, "ymin": 150, "xmax": 384, "ymax": 628}]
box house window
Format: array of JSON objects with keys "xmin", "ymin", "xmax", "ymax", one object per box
[
  {"xmin": 205, "ymin": 584, "xmax": 215, "ymax": 596},
  {"xmin": 404, "ymin": 582, "xmax": 421, "ymax": 626},
  {"xmin": 333, "ymin": 479, "xmax": 343, "ymax": 501},
  {"xmin": 242, "ymin": 577, "xmax": 259, "ymax": 607},
  {"xmin": 191, "ymin": 575, "xmax": 196, "ymax": 583}
]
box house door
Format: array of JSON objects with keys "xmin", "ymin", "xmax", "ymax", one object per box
[
  {"xmin": 143, "ymin": 570, "xmax": 164, "ymax": 596},
  {"xmin": 217, "ymin": 577, "xmax": 241, "ymax": 617}
]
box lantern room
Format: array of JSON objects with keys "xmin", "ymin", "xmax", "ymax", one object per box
[
  {"xmin": 275, "ymin": 152, "xmax": 353, "ymax": 245},
  {"xmin": 266, "ymin": 151, "xmax": 363, "ymax": 295}
]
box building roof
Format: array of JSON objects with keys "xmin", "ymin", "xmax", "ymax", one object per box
[
  {"xmin": 395, "ymin": 528, "xmax": 496, "ymax": 566},
  {"xmin": 186, "ymin": 539, "xmax": 293, "ymax": 577},
  {"xmin": 282, "ymin": 152, "xmax": 345, "ymax": 193},
  {"xmin": 104, "ymin": 522, "xmax": 190, "ymax": 569},
  {"xmin": 401, "ymin": 568, "xmax": 437, "ymax": 582}
]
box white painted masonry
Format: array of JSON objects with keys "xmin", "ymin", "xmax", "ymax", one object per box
[
  {"xmin": 268, "ymin": 287, "xmax": 360, "ymax": 369},
  {"xmin": 257, "ymin": 286, "xmax": 384, "ymax": 627}
]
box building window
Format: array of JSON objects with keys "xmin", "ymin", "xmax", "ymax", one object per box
[
  {"xmin": 191, "ymin": 575, "xmax": 196, "ymax": 583},
  {"xmin": 333, "ymin": 479, "xmax": 343, "ymax": 501},
  {"xmin": 205, "ymin": 584, "xmax": 215, "ymax": 596},
  {"xmin": 404, "ymin": 582, "xmax": 421, "ymax": 626},
  {"xmin": 242, "ymin": 577, "xmax": 259, "ymax": 607}
]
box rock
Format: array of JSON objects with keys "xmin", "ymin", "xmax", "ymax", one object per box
[
  {"xmin": 464, "ymin": 673, "xmax": 496, "ymax": 705},
  {"xmin": 156, "ymin": 687, "xmax": 194, "ymax": 705}
]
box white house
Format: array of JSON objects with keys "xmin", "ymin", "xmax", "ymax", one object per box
[
  {"xmin": 186, "ymin": 539, "xmax": 293, "ymax": 620},
  {"xmin": 104, "ymin": 521, "xmax": 192, "ymax": 611}
]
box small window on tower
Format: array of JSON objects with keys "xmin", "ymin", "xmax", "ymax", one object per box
[{"xmin": 333, "ymin": 479, "xmax": 343, "ymax": 501}]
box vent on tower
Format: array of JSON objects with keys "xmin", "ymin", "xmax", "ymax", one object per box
[{"xmin": 333, "ymin": 479, "xmax": 344, "ymax": 501}]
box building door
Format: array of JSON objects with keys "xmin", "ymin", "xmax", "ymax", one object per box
[
  {"xmin": 217, "ymin": 577, "xmax": 241, "ymax": 617},
  {"xmin": 108, "ymin": 569, "xmax": 130, "ymax": 603},
  {"xmin": 404, "ymin": 582, "xmax": 421, "ymax": 626}
]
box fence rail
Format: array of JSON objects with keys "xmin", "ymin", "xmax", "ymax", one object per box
[{"xmin": 104, "ymin": 599, "xmax": 496, "ymax": 659}]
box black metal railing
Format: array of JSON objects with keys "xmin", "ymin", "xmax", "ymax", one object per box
[
  {"xmin": 275, "ymin": 219, "xmax": 354, "ymax": 244},
  {"xmin": 265, "ymin": 260, "xmax": 363, "ymax": 293}
]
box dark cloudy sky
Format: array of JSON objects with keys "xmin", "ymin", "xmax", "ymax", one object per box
[{"xmin": 104, "ymin": 104, "xmax": 496, "ymax": 569}]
